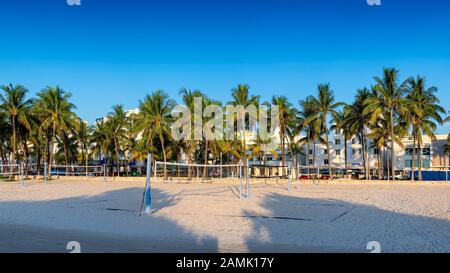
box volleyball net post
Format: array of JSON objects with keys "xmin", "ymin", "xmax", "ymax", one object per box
[
  {"xmin": 246, "ymin": 159, "xmax": 250, "ymax": 199},
  {"xmin": 20, "ymin": 161, "xmax": 24, "ymax": 186},
  {"xmin": 44, "ymin": 162, "xmax": 48, "ymax": 184},
  {"xmin": 239, "ymin": 160, "xmax": 243, "ymax": 199}
]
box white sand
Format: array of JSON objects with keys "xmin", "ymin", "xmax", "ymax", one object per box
[{"xmin": 1, "ymin": 179, "xmax": 450, "ymax": 253}]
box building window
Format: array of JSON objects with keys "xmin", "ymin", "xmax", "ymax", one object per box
[
  {"xmin": 352, "ymin": 138, "xmax": 360, "ymax": 144},
  {"xmin": 406, "ymin": 160, "xmax": 431, "ymax": 168},
  {"xmin": 406, "ymin": 148, "xmax": 413, "ymax": 156},
  {"xmin": 336, "ymin": 149, "xmax": 341, "ymax": 156},
  {"xmin": 324, "ymin": 159, "xmax": 329, "ymax": 165},
  {"xmin": 405, "ymin": 160, "xmax": 412, "ymax": 168},
  {"xmin": 422, "ymin": 148, "xmax": 431, "ymax": 156},
  {"xmin": 324, "ymin": 149, "xmax": 328, "ymax": 154},
  {"xmin": 309, "ymin": 159, "xmax": 313, "ymax": 165},
  {"xmin": 309, "ymin": 149, "xmax": 313, "ymax": 155},
  {"xmin": 335, "ymin": 129, "xmax": 340, "ymax": 135},
  {"xmin": 373, "ymin": 148, "xmax": 378, "ymax": 155},
  {"xmin": 335, "ymin": 139, "xmax": 341, "ymax": 145}
]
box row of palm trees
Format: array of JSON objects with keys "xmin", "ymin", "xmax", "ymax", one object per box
[{"xmin": 1, "ymin": 67, "xmax": 449, "ymax": 181}]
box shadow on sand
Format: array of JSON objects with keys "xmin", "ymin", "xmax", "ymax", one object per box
[
  {"xmin": 0, "ymin": 186, "xmax": 218, "ymax": 253},
  {"xmin": 242, "ymin": 192, "xmax": 450, "ymax": 253},
  {"xmin": 1, "ymin": 184, "xmax": 450, "ymax": 252}
]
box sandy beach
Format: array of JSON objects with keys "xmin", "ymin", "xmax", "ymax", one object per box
[{"xmin": 1, "ymin": 179, "xmax": 450, "ymax": 253}]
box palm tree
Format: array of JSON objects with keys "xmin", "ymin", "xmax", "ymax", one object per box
[
  {"xmin": 200, "ymin": 94, "xmax": 222, "ymax": 179},
  {"xmin": 445, "ymin": 114, "xmax": 450, "ymax": 169},
  {"xmin": 106, "ymin": 105, "xmax": 128, "ymax": 177},
  {"xmin": 345, "ymin": 88, "xmax": 372, "ymax": 179},
  {"xmin": 0, "ymin": 84, "xmax": 33, "ymax": 179},
  {"xmin": 270, "ymin": 95, "xmax": 298, "ymax": 176},
  {"xmin": 178, "ymin": 88, "xmax": 204, "ymax": 179},
  {"xmin": 365, "ymin": 68, "xmax": 409, "ymax": 180},
  {"xmin": 444, "ymin": 134, "xmax": 450, "ymax": 169},
  {"xmin": 33, "ymin": 86, "xmax": 76, "ymax": 178},
  {"xmin": 405, "ymin": 76, "xmax": 445, "ymax": 181},
  {"xmin": 74, "ymin": 118, "xmax": 92, "ymax": 172},
  {"xmin": 90, "ymin": 119, "xmax": 109, "ymax": 165},
  {"xmin": 330, "ymin": 109, "xmax": 353, "ymax": 171},
  {"xmin": 298, "ymin": 98, "xmax": 316, "ymax": 176},
  {"xmin": 299, "ymin": 97, "xmax": 326, "ymax": 178},
  {"xmin": 368, "ymin": 116, "xmax": 408, "ymax": 180},
  {"xmin": 0, "ymin": 110, "xmax": 11, "ymax": 173},
  {"xmin": 304, "ymin": 84, "xmax": 344, "ymax": 179},
  {"xmin": 135, "ymin": 91, "xmax": 175, "ymax": 179},
  {"xmin": 248, "ymin": 131, "xmax": 279, "ymax": 165},
  {"xmin": 229, "ymin": 84, "xmax": 260, "ymax": 172},
  {"xmin": 56, "ymin": 131, "xmax": 78, "ymax": 172}
]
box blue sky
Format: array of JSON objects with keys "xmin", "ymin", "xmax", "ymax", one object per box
[{"xmin": 1, "ymin": 0, "xmax": 449, "ymax": 133}]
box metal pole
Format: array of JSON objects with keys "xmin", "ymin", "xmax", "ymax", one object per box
[
  {"xmin": 20, "ymin": 161, "xmax": 24, "ymax": 186},
  {"xmin": 44, "ymin": 162, "xmax": 48, "ymax": 184},
  {"xmin": 288, "ymin": 164, "xmax": 292, "ymax": 191},
  {"xmin": 239, "ymin": 160, "xmax": 243, "ymax": 199},
  {"xmin": 145, "ymin": 154, "xmax": 152, "ymax": 215},
  {"xmin": 103, "ymin": 164, "xmax": 106, "ymax": 181},
  {"xmin": 297, "ymin": 161, "xmax": 300, "ymax": 189},
  {"xmin": 220, "ymin": 153, "xmax": 223, "ymax": 179},
  {"xmin": 246, "ymin": 159, "xmax": 250, "ymax": 199}
]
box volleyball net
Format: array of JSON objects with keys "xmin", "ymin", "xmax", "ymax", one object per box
[
  {"xmin": 0, "ymin": 164, "xmax": 20, "ymax": 176},
  {"xmin": 49, "ymin": 164, "xmax": 104, "ymax": 177},
  {"xmin": 154, "ymin": 161, "xmax": 241, "ymax": 182}
]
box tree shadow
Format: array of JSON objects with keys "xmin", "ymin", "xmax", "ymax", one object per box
[
  {"xmin": 0, "ymin": 187, "xmax": 218, "ymax": 253},
  {"xmin": 242, "ymin": 192, "xmax": 450, "ymax": 253}
]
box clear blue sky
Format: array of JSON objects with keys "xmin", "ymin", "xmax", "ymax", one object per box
[{"xmin": 1, "ymin": 0, "xmax": 449, "ymax": 133}]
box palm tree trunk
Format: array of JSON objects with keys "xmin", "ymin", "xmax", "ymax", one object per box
[
  {"xmin": 378, "ymin": 150, "xmax": 382, "ymax": 179},
  {"xmin": 390, "ymin": 110, "xmax": 395, "ymax": 180},
  {"xmin": 386, "ymin": 145, "xmax": 390, "ymax": 181},
  {"xmin": 64, "ymin": 143, "xmax": 69, "ymax": 175},
  {"xmin": 242, "ymin": 129, "xmax": 247, "ymax": 177},
  {"xmin": 203, "ymin": 139, "xmax": 209, "ymax": 179},
  {"xmin": 286, "ymin": 137, "xmax": 297, "ymax": 179},
  {"xmin": 188, "ymin": 151, "xmax": 192, "ymax": 180},
  {"xmin": 114, "ymin": 139, "xmax": 120, "ymax": 178},
  {"xmin": 280, "ymin": 131, "xmax": 286, "ymax": 176},
  {"xmin": 23, "ymin": 140, "xmax": 29, "ymax": 179},
  {"xmin": 48, "ymin": 122, "xmax": 57, "ymax": 179},
  {"xmin": 307, "ymin": 135, "xmax": 311, "ymax": 177},
  {"xmin": 411, "ymin": 129, "xmax": 416, "ymax": 182},
  {"xmin": 177, "ymin": 153, "xmax": 181, "ymax": 177},
  {"xmin": 418, "ymin": 139, "xmax": 423, "ymax": 181},
  {"xmin": 361, "ymin": 132, "xmax": 366, "ymax": 180},
  {"xmin": 313, "ymin": 141, "xmax": 317, "ymax": 179},
  {"xmin": 344, "ymin": 135, "xmax": 348, "ymax": 170},
  {"xmin": 325, "ymin": 125, "xmax": 332, "ymax": 179},
  {"xmin": 363, "ymin": 129, "xmax": 370, "ymax": 180},
  {"xmin": 10, "ymin": 117, "xmax": 16, "ymax": 179},
  {"xmin": 160, "ymin": 134, "xmax": 167, "ymax": 179}
]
